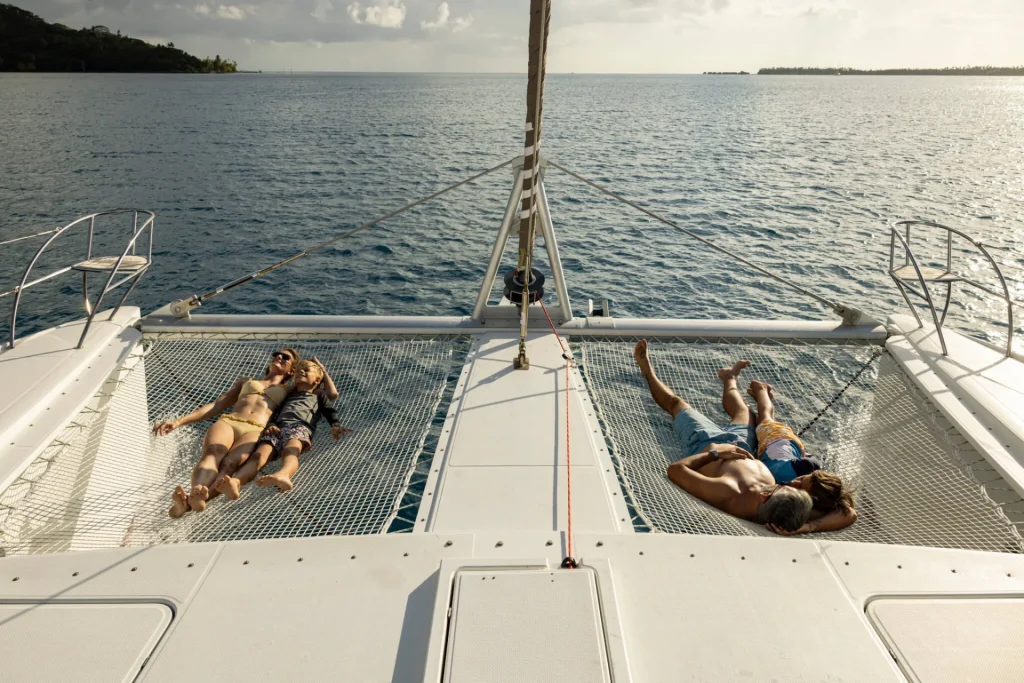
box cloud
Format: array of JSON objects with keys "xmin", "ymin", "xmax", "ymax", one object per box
[
  {"xmin": 192, "ymin": 3, "xmax": 250, "ymax": 20},
  {"xmin": 420, "ymin": 2, "xmax": 449, "ymax": 30},
  {"xmin": 216, "ymin": 5, "xmax": 249, "ymax": 20},
  {"xmin": 28, "ymin": 0, "xmax": 493, "ymax": 45},
  {"xmin": 23, "ymin": 0, "xmax": 1024, "ymax": 73},
  {"xmin": 420, "ymin": 2, "xmax": 472, "ymax": 33},
  {"xmin": 347, "ymin": 1, "xmax": 406, "ymax": 28},
  {"xmin": 311, "ymin": 0, "xmax": 334, "ymax": 22}
]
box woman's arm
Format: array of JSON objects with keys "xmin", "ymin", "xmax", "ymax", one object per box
[
  {"xmin": 153, "ymin": 378, "xmax": 244, "ymax": 435},
  {"xmin": 767, "ymin": 507, "xmax": 857, "ymax": 536},
  {"xmin": 312, "ymin": 356, "xmax": 340, "ymax": 401},
  {"xmin": 808, "ymin": 507, "xmax": 857, "ymax": 533}
]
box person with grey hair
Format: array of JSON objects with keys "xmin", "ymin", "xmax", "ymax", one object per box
[{"xmin": 633, "ymin": 339, "xmax": 813, "ymax": 532}]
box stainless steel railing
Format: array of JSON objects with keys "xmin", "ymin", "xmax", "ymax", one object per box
[
  {"xmin": 889, "ymin": 219, "xmax": 1019, "ymax": 356},
  {"xmin": 7, "ymin": 209, "xmax": 155, "ymax": 350}
]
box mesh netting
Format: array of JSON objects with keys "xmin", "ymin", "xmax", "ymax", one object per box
[
  {"xmin": 576, "ymin": 338, "xmax": 1024, "ymax": 554},
  {"xmin": 0, "ymin": 335, "xmax": 468, "ymax": 556}
]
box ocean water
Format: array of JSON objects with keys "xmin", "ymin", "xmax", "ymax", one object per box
[{"xmin": 1, "ymin": 73, "xmax": 1023, "ymax": 349}]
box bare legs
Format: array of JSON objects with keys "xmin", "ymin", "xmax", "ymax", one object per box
[
  {"xmin": 634, "ymin": 340, "xmax": 690, "ymax": 417},
  {"xmin": 168, "ymin": 421, "xmax": 260, "ymax": 517},
  {"xmin": 748, "ymin": 380, "xmax": 775, "ymax": 425},
  {"xmin": 169, "ymin": 420, "xmax": 231, "ymax": 517},
  {"xmin": 717, "ymin": 360, "xmax": 752, "ymax": 424},
  {"xmin": 634, "ymin": 339, "xmax": 755, "ymax": 426},
  {"xmin": 212, "ymin": 438, "xmax": 305, "ymax": 501},
  {"xmin": 214, "ymin": 442, "xmax": 276, "ymax": 499},
  {"xmin": 257, "ymin": 440, "xmax": 302, "ymax": 492}
]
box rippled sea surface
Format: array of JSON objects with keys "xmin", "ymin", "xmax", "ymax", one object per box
[{"xmin": 2, "ymin": 73, "xmax": 1023, "ymax": 348}]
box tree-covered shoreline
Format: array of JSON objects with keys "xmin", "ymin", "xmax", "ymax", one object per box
[
  {"xmin": 759, "ymin": 66, "xmax": 1024, "ymax": 76},
  {"xmin": 0, "ymin": 4, "xmax": 238, "ymax": 73}
]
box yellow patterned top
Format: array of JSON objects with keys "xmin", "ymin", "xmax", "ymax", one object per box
[{"xmin": 755, "ymin": 420, "xmax": 805, "ymax": 457}]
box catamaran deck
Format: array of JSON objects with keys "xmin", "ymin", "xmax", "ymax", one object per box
[
  {"xmin": 5, "ymin": 310, "xmax": 1024, "ymax": 682},
  {"xmin": 3, "ymin": 315, "xmax": 1022, "ymax": 557}
]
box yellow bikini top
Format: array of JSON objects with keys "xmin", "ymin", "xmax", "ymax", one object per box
[{"xmin": 239, "ymin": 378, "xmax": 288, "ymax": 408}]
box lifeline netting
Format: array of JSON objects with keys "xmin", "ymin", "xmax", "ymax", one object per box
[
  {"xmin": 576, "ymin": 339, "xmax": 1024, "ymax": 554},
  {"xmin": 0, "ymin": 335, "xmax": 468, "ymax": 556}
]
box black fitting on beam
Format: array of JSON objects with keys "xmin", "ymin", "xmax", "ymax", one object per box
[{"xmin": 504, "ymin": 267, "xmax": 545, "ymax": 306}]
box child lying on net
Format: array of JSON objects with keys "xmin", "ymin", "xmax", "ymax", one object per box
[
  {"xmin": 747, "ymin": 380, "xmax": 858, "ymax": 535},
  {"xmin": 214, "ymin": 359, "xmax": 350, "ymax": 498}
]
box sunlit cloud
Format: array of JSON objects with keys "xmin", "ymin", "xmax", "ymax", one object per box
[
  {"xmin": 420, "ymin": 2, "xmax": 449, "ymax": 30},
  {"xmin": 347, "ymin": 0, "xmax": 406, "ymax": 28},
  {"xmin": 215, "ymin": 5, "xmax": 249, "ymax": 21},
  {"xmin": 18, "ymin": 0, "xmax": 1024, "ymax": 72}
]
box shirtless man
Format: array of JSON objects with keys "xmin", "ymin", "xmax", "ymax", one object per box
[{"xmin": 633, "ymin": 339, "xmax": 812, "ymax": 532}]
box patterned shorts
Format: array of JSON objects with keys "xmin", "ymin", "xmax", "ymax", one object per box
[{"xmin": 259, "ymin": 422, "xmax": 313, "ymax": 457}]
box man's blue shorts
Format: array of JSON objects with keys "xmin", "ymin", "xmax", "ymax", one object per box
[{"xmin": 673, "ymin": 408, "xmax": 757, "ymax": 456}]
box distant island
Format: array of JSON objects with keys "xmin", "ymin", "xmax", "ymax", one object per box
[
  {"xmin": 759, "ymin": 66, "xmax": 1024, "ymax": 76},
  {"xmin": 0, "ymin": 3, "xmax": 238, "ymax": 73},
  {"xmin": 703, "ymin": 71, "xmax": 750, "ymax": 76}
]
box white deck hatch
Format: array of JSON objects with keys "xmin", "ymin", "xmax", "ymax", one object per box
[
  {"xmin": 868, "ymin": 597, "xmax": 1024, "ymax": 683},
  {"xmin": 443, "ymin": 567, "xmax": 612, "ymax": 683},
  {"xmin": 0, "ymin": 601, "xmax": 171, "ymax": 683}
]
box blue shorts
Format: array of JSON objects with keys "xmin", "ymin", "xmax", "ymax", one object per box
[
  {"xmin": 761, "ymin": 440, "xmax": 823, "ymax": 483},
  {"xmin": 673, "ymin": 408, "xmax": 757, "ymax": 456}
]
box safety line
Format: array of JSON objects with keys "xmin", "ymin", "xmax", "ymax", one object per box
[
  {"xmin": 547, "ymin": 159, "xmax": 850, "ymax": 316},
  {"xmin": 0, "ymin": 227, "xmax": 59, "ymax": 248},
  {"xmin": 188, "ymin": 157, "xmax": 518, "ymax": 306}
]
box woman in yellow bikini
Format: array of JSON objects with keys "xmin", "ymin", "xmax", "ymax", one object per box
[{"xmin": 154, "ymin": 348, "xmax": 299, "ymax": 517}]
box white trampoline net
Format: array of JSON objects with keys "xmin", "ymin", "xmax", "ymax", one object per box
[
  {"xmin": 576, "ymin": 339, "xmax": 1024, "ymax": 554},
  {"xmin": 0, "ymin": 335, "xmax": 467, "ymax": 556}
]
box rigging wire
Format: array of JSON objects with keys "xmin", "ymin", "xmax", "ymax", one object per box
[
  {"xmin": 0, "ymin": 227, "xmax": 60, "ymax": 248},
  {"xmin": 546, "ymin": 159, "xmax": 851, "ymax": 317},
  {"xmin": 188, "ymin": 157, "xmax": 518, "ymax": 306}
]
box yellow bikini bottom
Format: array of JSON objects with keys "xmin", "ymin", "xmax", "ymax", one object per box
[{"xmin": 218, "ymin": 413, "xmax": 267, "ymax": 439}]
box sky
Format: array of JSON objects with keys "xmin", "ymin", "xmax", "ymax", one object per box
[{"xmin": 20, "ymin": 0, "xmax": 1024, "ymax": 73}]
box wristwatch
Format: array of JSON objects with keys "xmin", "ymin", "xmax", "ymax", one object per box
[{"xmin": 710, "ymin": 447, "xmax": 720, "ymax": 460}]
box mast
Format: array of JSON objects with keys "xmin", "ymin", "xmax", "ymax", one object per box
[{"xmin": 513, "ymin": 0, "xmax": 552, "ymax": 370}]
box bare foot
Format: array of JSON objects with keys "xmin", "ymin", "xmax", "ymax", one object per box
[
  {"xmin": 633, "ymin": 339, "xmax": 651, "ymax": 371},
  {"xmin": 256, "ymin": 472, "xmax": 294, "ymax": 492},
  {"xmin": 747, "ymin": 380, "xmax": 774, "ymax": 399},
  {"xmin": 717, "ymin": 360, "xmax": 751, "ymax": 381},
  {"xmin": 189, "ymin": 485, "xmax": 209, "ymax": 512},
  {"xmin": 214, "ymin": 474, "xmax": 242, "ymax": 500},
  {"xmin": 168, "ymin": 486, "xmax": 189, "ymax": 518}
]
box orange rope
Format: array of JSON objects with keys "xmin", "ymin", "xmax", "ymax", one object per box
[{"xmin": 539, "ymin": 300, "xmax": 574, "ymax": 565}]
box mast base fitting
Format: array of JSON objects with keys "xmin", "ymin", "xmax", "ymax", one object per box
[
  {"xmin": 513, "ymin": 355, "xmax": 530, "ymax": 370},
  {"xmin": 503, "ymin": 267, "xmax": 545, "ymax": 306}
]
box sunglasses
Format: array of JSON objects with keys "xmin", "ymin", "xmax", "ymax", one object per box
[
  {"xmin": 763, "ymin": 484, "xmax": 782, "ymax": 503},
  {"xmin": 271, "ymin": 352, "xmax": 294, "ymax": 363}
]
